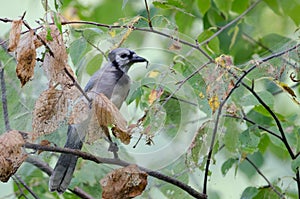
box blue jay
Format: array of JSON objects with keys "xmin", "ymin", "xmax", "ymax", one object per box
[{"xmin": 49, "ymin": 48, "xmax": 148, "ymax": 193}]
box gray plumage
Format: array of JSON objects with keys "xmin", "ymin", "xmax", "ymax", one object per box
[{"xmin": 49, "ymin": 48, "xmax": 147, "ymax": 193}]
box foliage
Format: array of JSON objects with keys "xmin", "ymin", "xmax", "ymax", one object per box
[{"xmin": 1, "ymin": 0, "xmax": 300, "ymax": 198}]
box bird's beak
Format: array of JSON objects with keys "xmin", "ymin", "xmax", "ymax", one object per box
[{"xmin": 131, "ymin": 54, "xmax": 149, "ymax": 68}]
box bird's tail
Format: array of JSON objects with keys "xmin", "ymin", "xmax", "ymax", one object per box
[{"xmin": 49, "ymin": 125, "xmax": 83, "ymax": 193}]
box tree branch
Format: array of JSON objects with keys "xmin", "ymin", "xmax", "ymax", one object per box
[
  {"xmin": 13, "ymin": 174, "xmax": 40, "ymax": 199},
  {"xmin": 202, "ymin": 42, "xmax": 300, "ymax": 194},
  {"xmin": 224, "ymin": 114, "xmax": 282, "ymax": 140},
  {"xmin": 23, "ymin": 142, "xmax": 206, "ymax": 199},
  {"xmin": 0, "ymin": 63, "xmax": 11, "ymax": 131},
  {"xmin": 198, "ymin": 0, "xmax": 262, "ymax": 46},
  {"xmin": 25, "ymin": 156, "xmax": 95, "ymax": 199},
  {"xmin": 245, "ymin": 157, "xmax": 285, "ymax": 198},
  {"xmin": 144, "ymin": 0, "xmax": 153, "ymax": 30},
  {"xmin": 162, "ymin": 61, "xmax": 211, "ymax": 107}
]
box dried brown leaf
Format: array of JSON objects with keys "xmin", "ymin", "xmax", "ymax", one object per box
[
  {"xmin": 32, "ymin": 86, "xmax": 68, "ymax": 139},
  {"xmin": 7, "ymin": 20, "xmax": 22, "ymax": 52},
  {"xmin": 69, "ymin": 92, "xmax": 131, "ymax": 144},
  {"xmin": 69, "ymin": 97, "xmax": 90, "ymax": 125},
  {"xmin": 0, "ymin": 130, "xmax": 28, "ymax": 182},
  {"xmin": 16, "ymin": 30, "xmax": 36, "ymax": 87},
  {"xmin": 42, "ymin": 25, "xmax": 74, "ymax": 86},
  {"xmin": 37, "ymin": 139, "xmax": 52, "ymax": 154},
  {"xmin": 93, "ymin": 93, "xmax": 131, "ymax": 144},
  {"xmin": 100, "ymin": 164, "xmax": 148, "ymax": 199}
]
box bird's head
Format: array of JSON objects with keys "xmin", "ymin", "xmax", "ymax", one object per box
[{"xmin": 108, "ymin": 48, "xmax": 148, "ymax": 73}]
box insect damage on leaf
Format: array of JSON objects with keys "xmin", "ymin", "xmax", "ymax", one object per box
[
  {"xmin": 0, "ymin": 130, "xmax": 28, "ymax": 182},
  {"xmin": 7, "ymin": 19, "xmax": 22, "ymax": 52},
  {"xmin": 41, "ymin": 25, "xmax": 74, "ymax": 86},
  {"xmin": 93, "ymin": 93, "xmax": 131, "ymax": 144},
  {"xmin": 32, "ymin": 86, "xmax": 68, "ymax": 140},
  {"xmin": 69, "ymin": 92, "xmax": 132, "ymax": 144},
  {"xmin": 273, "ymin": 79, "xmax": 300, "ymax": 105},
  {"xmin": 148, "ymin": 88, "xmax": 164, "ymax": 105},
  {"xmin": 15, "ymin": 30, "xmax": 36, "ymax": 87},
  {"xmin": 100, "ymin": 164, "xmax": 148, "ymax": 199},
  {"xmin": 208, "ymin": 94, "xmax": 220, "ymax": 113}
]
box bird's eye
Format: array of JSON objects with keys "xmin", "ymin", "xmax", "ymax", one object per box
[{"xmin": 120, "ymin": 54, "xmax": 127, "ymax": 58}]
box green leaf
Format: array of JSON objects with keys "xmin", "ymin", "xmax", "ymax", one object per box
[
  {"xmin": 241, "ymin": 187, "xmax": 259, "ymax": 199},
  {"xmin": 54, "ymin": 0, "xmax": 60, "ymax": 10},
  {"xmin": 86, "ymin": 54, "xmax": 103, "ymax": 76},
  {"xmin": 83, "ymin": 28, "xmax": 103, "ymax": 43},
  {"xmin": 53, "ymin": 12, "xmax": 62, "ymax": 34},
  {"xmin": 213, "ymin": 0, "xmax": 233, "ymax": 18},
  {"xmin": 232, "ymin": 0, "xmax": 250, "ymax": 14},
  {"xmin": 240, "ymin": 91, "xmax": 274, "ymax": 107},
  {"xmin": 197, "ymin": 0, "xmax": 211, "ymax": 15},
  {"xmin": 198, "ymin": 29, "xmax": 220, "ymax": 55},
  {"xmin": 259, "ymin": 33, "xmax": 291, "ymax": 50},
  {"xmin": 221, "ymin": 158, "xmax": 237, "ymax": 176},
  {"xmin": 263, "ymin": 0, "xmax": 282, "ymax": 15},
  {"xmin": 69, "ymin": 37, "xmax": 87, "ymax": 66},
  {"xmin": 175, "ymin": 11, "xmax": 194, "ymax": 33},
  {"xmin": 127, "ymin": 81, "xmax": 144, "ymax": 105},
  {"xmin": 46, "ymin": 26, "xmax": 53, "ymax": 41},
  {"xmin": 239, "ymin": 152, "xmax": 264, "ymax": 179},
  {"xmin": 122, "ymin": 0, "xmax": 129, "ymax": 9},
  {"xmin": 224, "ymin": 119, "xmax": 240, "ymax": 152},
  {"xmin": 204, "ymin": 7, "xmax": 226, "ymax": 28},
  {"xmin": 257, "ymin": 134, "xmax": 270, "ymax": 153},
  {"xmin": 239, "ymin": 128, "xmax": 260, "ymax": 154},
  {"xmin": 280, "ymin": 0, "xmax": 300, "ymax": 25},
  {"xmin": 253, "ymin": 186, "xmax": 282, "ymax": 199},
  {"xmin": 168, "ymin": 0, "xmax": 185, "ymax": 8},
  {"xmin": 291, "ymin": 156, "xmax": 300, "ymax": 173},
  {"xmin": 191, "ymin": 121, "xmax": 210, "ymax": 164},
  {"xmin": 153, "ymin": 1, "xmax": 171, "ymax": 9}
]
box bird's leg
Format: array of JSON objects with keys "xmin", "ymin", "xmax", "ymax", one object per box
[{"xmin": 101, "ymin": 125, "xmax": 119, "ymax": 158}]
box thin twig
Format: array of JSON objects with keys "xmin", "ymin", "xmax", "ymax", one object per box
[
  {"xmin": 59, "ymin": 20, "xmax": 214, "ymax": 61},
  {"xmin": 0, "ymin": 17, "xmax": 214, "ymax": 61},
  {"xmin": 198, "ymin": 0, "xmax": 262, "ymax": 46},
  {"xmin": 24, "ymin": 142, "xmax": 206, "ymax": 199},
  {"xmin": 14, "ymin": 174, "xmax": 40, "ymax": 199},
  {"xmin": 241, "ymin": 82, "xmax": 295, "ymax": 158},
  {"xmin": 296, "ymin": 168, "xmax": 300, "ymax": 199},
  {"xmin": 202, "ymin": 42, "xmax": 300, "ymax": 194},
  {"xmin": 224, "ymin": 114, "xmax": 282, "ymax": 140},
  {"xmin": 25, "ymin": 156, "xmax": 95, "ymax": 199},
  {"xmin": 21, "ymin": 20, "xmax": 54, "ymax": 57},
  {"xmin": 84, "ymin": 37, "xmax": 108, "ymax": 61},
  {"xmin": 245, "ymin": 157, "xmax": 285, "ymax": 198},
  {"xmin": 144, "ymin": 0, "xmax": 153, "ymax": 30},
  {"xmin": 242, "ymin": 32, "xmax": 298, "ymax": 69},
  {"xmin": 161, "ymin": 61, "xmax": 211, "ymax": 107},
  {"xmin": 12, "ymin": 176, "xmax": 29, "ymax": 199},
  {"xmin": 0, "ymin": 63, "xmax": 11, "ymax": 131},
  {"xmin": 64, "ymin": 67, "xmax": 91, "ymax": 103}
]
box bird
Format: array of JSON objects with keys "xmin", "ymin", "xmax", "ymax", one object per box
[{"xmin": 49, "ymin": 48, "xmax": 148, "ymax": 194}]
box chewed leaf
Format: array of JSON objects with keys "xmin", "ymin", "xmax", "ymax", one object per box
[
  {"xmin": 41, "ymin": 25, "xmax": 73, "ymax": 86},
  {"xmin": 273, "ymin": 80, "xmax": 300, "ymax": 105},
  {"xmin": 208, "ymin": 94, "xmax": 220, "ymax": 113},
  {"xmin": 100, "ymin": 164, "xmax": 148, "ymax": 199},
  {"xmin": 93, "ymin": 93, "xmax": 131, "ymax": 144},
  {"xmin": 32, "ymin": 86, "xmax": 68, "ymax": 139},
  {"xmin": 69, "ymin": 92, "xmax": 131, "ymax": 144},
  {"xmin": 148, "ymin": 88, "xmax": 164, "ymax": 105},
  {"xmin": 0, "ymin": 130, "xmax": 28, "ymax": 182},
  {"xmin": 16, "ymin": 30, "xmax": 36, "ymax": 87},
  {"xmin": 7, "ymin": 19, "xmax": 22, "ymax": 52}
]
